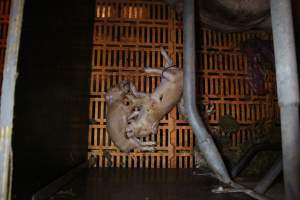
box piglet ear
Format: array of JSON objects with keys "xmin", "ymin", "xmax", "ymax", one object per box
[{"xmin": 119, "ymin": 80, "xmax": 130, "ymax": 93}]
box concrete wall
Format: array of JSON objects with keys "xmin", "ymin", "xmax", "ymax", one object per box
[{"xmin": 12, "ymin": 0, "xmax": 94, "ymax": 199}]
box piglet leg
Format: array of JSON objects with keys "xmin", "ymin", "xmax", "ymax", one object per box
[
  {"xmin": 128, "ymin": 110, "xmax": 140, "ymax": 120},
  {"xmin": 139, "ymin": 146, "xmax": 156, "ymax": 151},
  {"xmin": 145, "ymin": 67, "xmax": 175, "ymax": 82},
  {"xmin": 132, "ymin": 137, "xmax": 156, "ymax": 152},
  {"xmin": 144, "ymin": 67, "xmax": 163, "ymax": 74},
  {"xmin": 160, "ymin": 47, "xmax": 174, "ymax": 67},
  {"xmin": 129, "ymin": 82, "xmax": 147, "ymax": 97}
]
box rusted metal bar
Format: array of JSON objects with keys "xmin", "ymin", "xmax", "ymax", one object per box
[
  {"xmin": 270, "ymin": 0, "xmax": 300, "ymax": 199},
  {"xmin": 183, "ymin": 0, "xmax": 231, "ymax": 184},
  {"xmin": 0, "ymin": 0, "xmax": 25, "ymax": 199}
]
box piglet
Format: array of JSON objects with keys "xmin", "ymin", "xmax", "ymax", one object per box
[
  {"xmin": 105, "ymin": 80, "xmax": 156, "ymax": 152},
  {"xmin": 125, "ymin": 47, "xmax": 183, "ymax": 138}
]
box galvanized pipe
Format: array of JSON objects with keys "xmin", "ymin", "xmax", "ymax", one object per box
[
  {"xmin": 270, "ymin": 0, "xmax": 300, "ymax": 199},
  {"xmin": 254, "ymin": 157, "xmax": 282, "ymax": 194},
  {"xmin": 183, "ymin": 0, "xmax": 231, "ymax": 184},
  {"xmin": 0, "ymin": 0, "xmax": 25, "ymax": 199}
]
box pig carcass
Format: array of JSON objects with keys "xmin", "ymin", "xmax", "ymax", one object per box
[
  {"xmin": 105, "ymin": 80, "xmax": 156, "ymax": 152},
  {"xmin": 125, "ymin": 47, "xmax": 183, "ymax": 138}
]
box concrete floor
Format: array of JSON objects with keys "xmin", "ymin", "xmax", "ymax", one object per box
[{"xmin": 49, "ymin": 168, "xmax": 263, "ymax": 200}]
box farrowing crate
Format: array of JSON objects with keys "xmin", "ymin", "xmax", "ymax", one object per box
[{"xmin": 88, "ymin": 0, "xmax": 279, "ymax": 168}]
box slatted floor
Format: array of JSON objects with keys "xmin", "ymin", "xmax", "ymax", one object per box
[{"xmin": 49, "ymin": 168, "xmax": 257, "ymax": 200}]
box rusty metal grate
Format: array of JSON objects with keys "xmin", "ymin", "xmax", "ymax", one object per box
[{"xmin": 88, "ymin": 0, "xmax": 278, "ymax": 168}]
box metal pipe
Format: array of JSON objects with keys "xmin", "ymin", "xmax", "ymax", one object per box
[
  {"xmin": 231, "ymin": 144, "xmax": 281, "ymax": 178},
  {"xmin": 254, "ymin": 157, "xmax": 282, "ymax": 194},
  {"xmin": 183, "ymin": 0, "xmax": 231, "ymax": 184},
  {"xmin": 270, "ymin": 0, "xmax": 300, "ymax": 199},
  {"xmin": 0, "ymin": 0, "xmax": 25, "ymax": 199}
]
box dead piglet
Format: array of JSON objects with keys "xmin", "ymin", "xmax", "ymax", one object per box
[
  {"xmin": 125, "ymin": 47, "xmax": 183, "ymax": 138},
  {"xmin": 106, "ymin": 80, "xmax": 155, "ymax": 152}
]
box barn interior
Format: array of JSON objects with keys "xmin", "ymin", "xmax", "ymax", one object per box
[{"xmin": 0, "ymin": 0, "xmax": 299, "ymax": 200}]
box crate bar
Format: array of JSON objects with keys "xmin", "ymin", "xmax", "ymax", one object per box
[
  {"xmin": 183, "ymin": 0, "xmax": 231, "ymax": 183},
  {"xmin": 0, "ymin": 0, "xmax": 24, "ymax": 199},
  {"xmin": 271, "ymin": 0, "xmax": 300, "ymax": 199}
]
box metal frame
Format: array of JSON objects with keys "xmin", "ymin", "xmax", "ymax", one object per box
[
  {"xmin": 230, "ymin": 143, "xmax": 282, "ymax": 194},
  {"xmin": 270, "ymin": 0, "xmax": 300, "ymax": 199},
  {"xmin": 183, "ymin": 0, "xmax": 294, "ymax": 199},
  {"xmin": 0, "ymin": 0, "xmax": 25, "ymax": 199},
  {"xmin": 231, "ymin": 144, "xmax": 281, "ymax": 178},
  {"xmin": 254, "ymin": 157, "xmax": 282, "ymax": 194},
  {"xmin": 183, "ymin": 0, "xmax": 232, "ymax": 184},
  {"xmin": 0, "ymin": 0, "xmax": 298, "ymax": 199}
]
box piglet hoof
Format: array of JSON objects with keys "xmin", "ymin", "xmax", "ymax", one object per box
[
  {"xmin": 141, "ymin": 141, "xmax": 156, "ymax": 146},
  {"xmin": 140, "ymin": 146, "xmax": 156, "ymax": 152},
  {"xmin": 126, "ymin": 128, "xmax": 135, "ymax": 138},
  {"xmin": 144, "ymin": 67, "xmax": 151, "ymax": 72}
]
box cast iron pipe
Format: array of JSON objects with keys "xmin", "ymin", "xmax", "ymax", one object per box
[
  {"xmin": 270, "ymin": 0, "xmax": 300, "ymax": 199},
  {"xmin": 254, "ymin": 157, "xmax": 282, "ymax": 194},
  {"xmin": 231, "ymin": 144, "xmax": 281, "ymax": 178},
  {"xmin": 0, "ymin": 0, "xmax": 25, "ymax": 199},
  {"xmin": 183, "ymin": 0, "xmax": 231, "ymax": 184}
]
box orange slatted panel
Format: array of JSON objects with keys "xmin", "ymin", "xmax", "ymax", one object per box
[{"xmin": 88, "ymin": 0, "xmax": 278, "ymax": 168}]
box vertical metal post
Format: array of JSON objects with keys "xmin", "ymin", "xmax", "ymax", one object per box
[
  {"xmin": 0, "ymin": 0, "xmax": 25, "ymax": 199},
  {"xmin": 271, "ymin": 0, "xmax": 300, "ymax": 199},
  {"xmin": 183, "ymin": 0, "xmax": 231, "ymax": 184}
]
